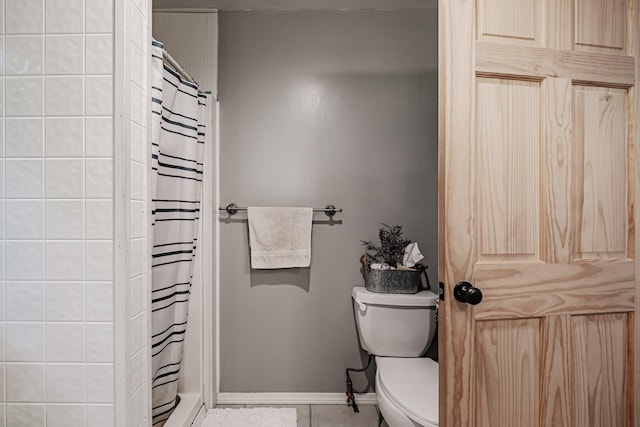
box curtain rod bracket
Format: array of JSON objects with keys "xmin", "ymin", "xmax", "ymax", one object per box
[{"xmin": 225, "ymin": 203, "xmax": 239, "ymax": 216}]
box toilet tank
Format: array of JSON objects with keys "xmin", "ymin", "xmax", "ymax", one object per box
[{"xmin": 352, "ymin": 287, "xmax": 438, "ymax": 357}]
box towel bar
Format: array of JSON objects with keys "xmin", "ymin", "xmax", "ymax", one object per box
[{"xmin": 219, "ymin": 203, "xmax": 342, "ymax": 218}]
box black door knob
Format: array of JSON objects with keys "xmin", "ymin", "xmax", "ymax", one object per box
[{"xmin": 453, "ymin": 281, "xmax": 483, "ymax": 305}]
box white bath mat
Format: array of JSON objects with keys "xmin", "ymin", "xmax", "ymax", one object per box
[{"xmin": 201, "ymin": 407, "xmax": 297, "ymax": 427}]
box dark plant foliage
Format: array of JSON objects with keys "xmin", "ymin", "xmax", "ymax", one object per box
[{"xmin": 361, "ymin": 223, "xmax": 412, "ymax": 267}]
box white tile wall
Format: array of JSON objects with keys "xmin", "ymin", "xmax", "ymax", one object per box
[
  {"xmin": 128, "ymin": 312, "xmax": 144, "ymax": 358},
  {"xmin": 6, "ymin": 324, "xmax": 45, "ymax": 361},
  {"xmin": 45, "ymin": 241, "xmax": 85, "ymax": 280},
  {"xmin": 5, "ymin": 0, "xmax": 44, "ymax": 34},
  {"xmin": 87, "ymin": 404, "xmax": 115, "ymax": 427},
  {"xmin": 129, "ymin": 275, "xmax": 144, "ymax": 317},
  {"xmin": 86, "ymin": 0, "xmax": 114, "ymax": 34},
  {"xmin": 86, "ymin": 282, "xmax": 113, "ymax": 322},
  {"xmin": 5, "ymin": 241, "xmax": 44, "ymax": 280},
  {"xmin": 85, "ymin": 241, "xmax": 113, "ymax": 280},
  {"xmin": 85, "ymin": 159, "xmax": 113, "ymax": 198},
  {"xmin": 5, "ymin": 159, "xmax": 43, "ymax": 198},
  {"xmin": 46, "ymin": 405, "xmax": 85, "ymax": 427},
  {"xmin": 6, "ymin": 283, "xmax": 44, "ymax": 321},
  {"xmin": 6, "ymin": 404, "xmax": 45, "ymax": 427},
  {"xmin": 127, "ymin": 349, "xmax": 145, "ymax": 393},
  {"xmin": 46, "ymin": 364, "xmax": 85, "ymax": 403},
  {"xmin": 85, "ymin": 200, "xmax": 113, "ymax": 239},
  {"xmin": 0, "ymin": 366, "xmax": 5, "ymax": 401},
  {"xmin": 86, "ymin": 35, "xmax": 114, "ymax": 75},
  {"xmin": 127, "ymin": 386, "xmax": 145, "ymax": 427},
  {"xmin": 126, "ymin": 0, "xmax": 150, "ymax": 425},
  {"xmin": 86, "ymin": 324, "xmax": 114, "ymax": 362},
  {"xmin": 5, "ymin": 119, "xmax": 43, "ymax": 157},
  {"xmin": 6, "ymin": 364, "xmax": 45, "ymax": 401},
  {"xmin": 45, "ymin": 283, "xmax": 84, "ymax": 321},
  {"xmin": 45, "ymin": 0, "xmax": 84, "ymax": 34},
  {"xmin": 45, "ymin": 35, "xmax": 84, "ymax": 75},
  {"xmin": 5, "ymin": 201, "xmax": 44, "ymax": 239},
  {"xmin": 46, "ymin": 323, "xmax": 85, "ymax": 362},
  {"xmin": 45, "ymin": 159, "xmax": 84, "ymax": 197},
  {"xmin": 129, "ymin": 238, "xmax": 145, "ymax": 278},
  {"xmin": 85, "ymin": 118, "xmax": 113, "ymax": 157},
  {"xmin": 45, "ymin": 76, "xmax": 84, "ymax": 116},
  {"xmin": 1, "ymin": 0, "xmax": 117, "ymax": 426},
  {"xmin": 45, "ymin": 200, "xmax": 84, "ymax": 239},
  {"xmin": 86, "ymin": 364, "xmax": 114, "ymax": 403},
  {"xmin": 5, "ymin": 36, "xmax": 44, "ymax": 75},
  {"xmin": 44, "ymin": 118, "xmax": 84, "ymax": 157},
  {"xmin": 5, "ymin": 78, "xmax": 44, "ymax": 116},
  {"xmin": 86, "ymin": 76, "xmax": 114, "ymax": 116}
]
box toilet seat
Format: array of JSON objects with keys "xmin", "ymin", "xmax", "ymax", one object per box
[{"xmin": 377, "ymin": 357, "xmax": 438, "ymax": 427}]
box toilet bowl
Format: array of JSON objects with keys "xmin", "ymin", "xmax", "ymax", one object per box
[
  {"xmin": 352, "ymin": 287, "xmax": 438, "ymax": 427},
  {"xmin": 376, "ymin": 357, "xmax": 438, "ymax": 427}
]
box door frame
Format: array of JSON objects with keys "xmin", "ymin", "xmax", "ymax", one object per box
[{"xmin": 438, "ymin": 0, "xmax": 477, "ymax": 424}]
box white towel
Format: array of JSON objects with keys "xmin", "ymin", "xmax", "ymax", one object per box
[{"xmin": 248, "ymin": 207, "xmax": 313, "ymax": 269}]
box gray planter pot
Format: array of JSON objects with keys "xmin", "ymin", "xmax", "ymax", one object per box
[{"xmin": 364, "ymin": 268, "xmax": 422, "ymax": 294}]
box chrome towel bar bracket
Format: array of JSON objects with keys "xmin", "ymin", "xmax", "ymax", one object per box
[{"xmin": 219, "ymin": 203, "xmax": 342, "ymax": 218}]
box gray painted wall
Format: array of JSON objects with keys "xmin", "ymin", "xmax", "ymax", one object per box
[{"xmin": 219, "ymin": 10, "xmax": 438, "ymax": 393}]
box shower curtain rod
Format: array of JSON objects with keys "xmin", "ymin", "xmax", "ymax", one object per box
[{"xmin": 163, "ymin": 50, "xmax": 198, "ymax": 86}]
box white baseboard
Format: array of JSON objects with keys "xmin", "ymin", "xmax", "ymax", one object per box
[{"xmin": 216, "ymin": 392, "xmax": 377, "ymax": 406}]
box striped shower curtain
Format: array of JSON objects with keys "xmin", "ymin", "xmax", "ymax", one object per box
[{"xmin": 150, "ymin": 40, "xmax": 207, "ymax": 426}]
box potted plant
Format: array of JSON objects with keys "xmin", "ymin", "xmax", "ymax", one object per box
[{"xmin": 360, "ymin": 224, "xmax": 425, "ymax": 294}]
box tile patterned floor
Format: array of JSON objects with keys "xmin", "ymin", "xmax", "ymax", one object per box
[{"xmin": 216, "ymin": 404, "xmax": 381, "ymax": 427}]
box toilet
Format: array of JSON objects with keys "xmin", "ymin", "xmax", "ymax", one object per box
[{"xmin": 352, "ymin": 287, "xmax": 439, "ymax": 427}]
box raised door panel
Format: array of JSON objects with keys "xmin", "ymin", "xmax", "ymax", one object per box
[
  {"xmin": 474, "ymin": 318, "xmax": 540, "ymax": 427},
  {"xmin": 476, "ymin": 78, "xmax": 540, "ymax": 261},
  {"xmin": 477, "ymin": 0, "xmax": 540, "ymax": 45},
  {"xmin": 573, "ymin": 85, "xmax": 630, "ymax": 261},
  {"xmin": 574, "ymin": 0, "xmax": 628, "ymax": 54},
  {"xmin": 572, "ymin": 313, "xmax": 631, "ymax": 426},
  {"xmin": 474, "ymin": 314, "xmax": 632, "ymax": 427}
]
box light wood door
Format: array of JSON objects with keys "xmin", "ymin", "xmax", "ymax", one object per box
[{"xmin": 439, "ymin": 1, "xmax": 640, "ymax": 426}]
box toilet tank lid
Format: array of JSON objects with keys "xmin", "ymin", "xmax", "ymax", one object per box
[{"xmin": 352, "ymin": 287, "xmax": 438, "ymax": 307}]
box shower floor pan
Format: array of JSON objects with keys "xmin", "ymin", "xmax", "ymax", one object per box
[{"xmin": 164, "ymin": 393, "xmax": 205, "ymax": 427}]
